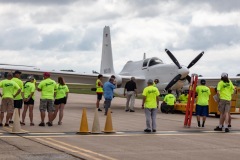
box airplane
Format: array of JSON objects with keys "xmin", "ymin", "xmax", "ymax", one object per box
[{"xmin": 0, "ymin": 26, "xmax": 238, "ymax": 95}]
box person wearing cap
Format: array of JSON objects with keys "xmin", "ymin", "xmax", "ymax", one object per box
[
  {"xmin": 37, "ymin": 72, "xmax": 57, "ymax": 127},
  {"xmin": 0, "ymin": 73, "xmax": 21, "ymax": 127},
  {"xmin": 52, "ymin": 77, "xmax": 69, "ymax": 125},
  {"xmin": 163, "ymin": 90, "xmax": 176, "ymax": 114},
  {"xmin": 214, "ymin": 73, "xmax": 234, "ymax": 132},
  {"xmin": 103, "ymin": 78, "xmax": 116, "ymax": 115},
  {"xmin": 95, "ymin": 74, "xmax": 104, "ymax": 112},
  {"xmin": 21, "ymin": 76, "xmax": 35, "ymax": 126},
  {"xmin": 124, "ymin": 77, "xmax": 137, "ymax": 112},
  {"xmin": 153, "ymin": 79, "xmax": 159, "ymax": 87},
  {"xmin": 195, "ymin": 79, "xmax": 210, "ymax": 128},
  {"xmin": 9, "ymin": 70, "xmax": 24, "ymax": 124},
  {"xmin": 142, "ymin": 79, "xmax": 160, "ymax": 132}
]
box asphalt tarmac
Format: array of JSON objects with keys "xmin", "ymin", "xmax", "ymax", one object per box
[{"xmin": 1, "ymin": 92, "xmax": 240, "ymax": 160}]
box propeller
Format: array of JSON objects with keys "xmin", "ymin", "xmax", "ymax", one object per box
[
  {"xmin": 164, "ymin": 49, "xmax": 204, "ymax": 90},
  {"xmin": 0, "ymin": 63, "xmax": 35, "ymax": 67}
]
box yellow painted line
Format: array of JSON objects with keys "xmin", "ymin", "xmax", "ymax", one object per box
[
  {"xmin": 46, "ymin": 138, "xmax": 117, "ymax": 160},
  {"xmin": 36, "ymin": 138, "xmax": 110, "ymax": 160},
  {"xmin": 28, "ymin": 133, "xmax": 66, "ymax": 135}
]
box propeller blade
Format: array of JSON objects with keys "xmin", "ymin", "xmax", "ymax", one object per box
[
  {"xmin": 187, "ymin": 51, "xmax": 204, "ymax": 69},
  {"xmin": 165, "ymin": 74, "xmax": 182, "ymax": 91},
  {"xmin": 186, "ymin": 75, "xmax": 191, "ymax": 83},
  {"xmin": 0, "ymin": 63, "xmax": 35, "ymax": 67},
  {"xmin": 165, "ymin": 49, "xmax": 181, "ymax": 69}
]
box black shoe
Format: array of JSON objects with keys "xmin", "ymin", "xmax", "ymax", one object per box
[
  {"xmin": 228, "ymin": 124, "xmax": 231, "ymax": 128},
  {"xmin": 47, "ymin": 122, "xmax": 53, "ymax": 127},
  {"xmin": 4, "ymin": 123, "xmax": 9, "ymax": 127},
  {"xmin": 144, "ymin": 129, "xmax": 151, "ymax": 132},
  {"xmin": 214, "ymin": 126, "xmax": 222, "ymax": 131},
  {"xmin": 9, "ymin": 120, "xmax": 13, "ymax": 124},
  {"xmin": 152, "ymin": 129, "xmax": 156, "ymax": 132},
  {"xmin": 130, "ymin": 110, "xmax": 135, "ymax": 112},
  {"xmin": 39, "ymin": 122, "xmax": 45, "ymax": 127},
  {"xmin": 98, "ymin": 108, "xmax": 102, "ymax": 112},
  {"xmin": 0, "ymin": 123, "xmax": 2, "ymax": 127},
  {"xmin": 225, "ymin": 128, "xmax": 230, "ymax": 132},
  {"xmin": 125, "ymin": 109, "xmax": 129, "ymax": 112}
]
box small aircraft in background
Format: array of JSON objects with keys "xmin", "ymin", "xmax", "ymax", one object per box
[{"xmin": 0, "ymin": 26, "xmax": 217, "ymax": 95}]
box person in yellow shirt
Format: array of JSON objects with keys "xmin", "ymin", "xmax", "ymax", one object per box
[
  {"xmin": 142, "ymin": 79, "xmax": 160, "ymax": 133},
  {"xmin": 153, "ymin": 79, "xmax": 159, "ymax": 87},
  {"xmin": 178, "ymin": 91, "xmax": 188, "ymax": 103},
  {"xmin": 53, "ymin": 77, "xmax": 69, "ymax": 125},
  {"xmin": 163, "ymin": 90, "xmax": 176, "ymax": 114},
  {"xmin": 96, "ymin": 74, "xmax": 103, "ymax": 112},
  {"xmin": 195, "ymin": 79, "xmax": 210, "ymax": 128},
  {"xmin": 21, "ymin": 76, "xmax": 35, "ymax": 126},
  {"xmin": 0, "ymin": 73, "xmax": 21, "ymax": 127},
  {"xmin": 38, "ymin": 72, "xmax": 57, "ymax": 127},
  {"xmin": 214, "ymin": 73, "xmax": 234, "ymax": 132},
  {"xmin": 9, "ymin": 70, "xmax": 24, "ymax": 124}
]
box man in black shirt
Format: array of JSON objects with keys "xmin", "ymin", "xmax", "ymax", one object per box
[{"xmin": 124, "ymin": 77, "xmax": 137, "ymax": 112}]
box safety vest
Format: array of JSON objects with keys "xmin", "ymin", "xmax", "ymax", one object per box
[{"xmin": 96, "ymin": 79, "xmax": 103, "ymax": 93}]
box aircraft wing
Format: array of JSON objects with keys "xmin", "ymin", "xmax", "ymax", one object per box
[{"xmin": 198, "ymin": 76, "xmax": 240, "ymax": 87}]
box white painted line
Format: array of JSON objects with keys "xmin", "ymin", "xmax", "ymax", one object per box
[{"xmin": 28, "ymin": 133, "xmax": 66, "ymax": 135}]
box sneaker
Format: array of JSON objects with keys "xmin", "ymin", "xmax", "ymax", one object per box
[
  {"xmin": 228, "ymin": 124, "xmax": 231, "ymax": 128},
  {"xmin": 4, "ymin": 123, "xmax": 9, "ymax": 127},
  {"xmin": 39, "ymin": 122, "xmax": 45, "ymax": 127},
  {"xmin": 9, "ymin": 120, "xmax": 13, "ymax": 124},
  {"xmin": 47, "ymin": 122, "xmax": 53, "ymax": 126},
  {"xmin": 152, "ymin": 129, "xmax": 156, "ymax": 132},
  {"xmin": 225, "ymin": 128, "xmax": 230, "ymax": 132},
  {"xmin": 0, "ymin": 123, "xmax": 3, "ymax": 127},
  {"xmin": 20, "ymin": 122, "xmax": 25, "ymax": 126},
  {"xmin": 130, "ymin": 110, "xmax": 135, "ymax": 112},
  {"xmin": 98, "ymin": 108, "xmax": 102, "ymax": 112},
  {"xmin": 125, "ymin": 109, "xmax": 129, "ymax": 112},
  {"xmin": 214, "ymin": 126, "xmax": 222, "ymax": 131},
  {"xmin": 144, "ymin": 129, "xmax": 151, "ymax": 133},
  {"xmin": 30, "ymin": 123, "xmax": 35, "ymax": 126},
  {"xmin": 58, "ymin": 122, "xmax": 62, "ymax": 125}
]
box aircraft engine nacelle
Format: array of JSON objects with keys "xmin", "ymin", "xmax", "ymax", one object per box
[{"xmin": 115, "ymin": 75, "xmax": 122, "ymax": 88}]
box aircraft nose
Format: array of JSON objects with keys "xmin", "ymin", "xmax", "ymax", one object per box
[{"xmin": 178, "ymin": 66, "xmax": 189, "ymax": 78}]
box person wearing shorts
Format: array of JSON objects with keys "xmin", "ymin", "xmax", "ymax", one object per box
[
  {"xmin": 38, "ymin": 72, "xmax": 57, "ymax": 127},
  {"xmin": 214, "ymin": 73, "xmax": 234, "ymax": 132},
  {"xmin": 53, "ymin": 77, "xmax": 69, "ymax": 125},
  {"xmin": 9, "ymin": 70, "xmax": 23, "ymax": 124},
  {"xmin": 0, "ymin": 73, "xmax": 21, "ymax": 127},
  {"xmin": 96, "ymin": 74, "xmax": 103, "ymax": 112},
  {"xmin": 21, "ymin": 76, "xmax": 35, "ymax": 126},
  {"xmin": 195, "ymin": 79, "xmax": 210, "ymax": 128}
]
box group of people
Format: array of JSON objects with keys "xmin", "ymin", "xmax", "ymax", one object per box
[
  {"xmin": 0, "ymin": 71, "xmax": 69, "ymax": 127},
  {"xmin": 95, "ymin": 72, "xmax": 235, "ymax": 133}
]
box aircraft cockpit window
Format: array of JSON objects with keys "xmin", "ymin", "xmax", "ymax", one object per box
[
  {"xmin": 142, "ymin": 59, "xmax": 149, "ymax": 68},
  {"xmin": 148, "ymin": 58, "xmax": 163, "ymax": 67}
]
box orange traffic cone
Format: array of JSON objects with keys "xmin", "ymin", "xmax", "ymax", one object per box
[
  {"xmin": 103, "ymin": 108, "xmax": 115, "ymax": 133},
  {"xmin": 11, "ymin": 108, "xmax": 27, "ymax": 134},
  {"xmin": 77, "ymin": 108, "xmax": 90, "ymax": 134},
  {"xmin": 91, "ymin": 108, "xmax": 102, "ymax": 134}
]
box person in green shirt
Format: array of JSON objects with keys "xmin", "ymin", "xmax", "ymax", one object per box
[
  {"xmin": 96, "ymin": 74, "xmax": 103, "ymax": 112},
  {"xmin": 153, "ymin": 79, "xmax": 159, "ymax": 87},
  {"xmin": 9, "ymin": 70, "xmax": 24, "ymax": 124},
  {"xmin": 142, "ymin": 79, "xmax": 160, "ymax": 133},
  {"xmin": 53, "ymin": 77, "xmax": 69, "ymax": 125},
  {"xmin": 178, "ymin": 91, "xmax": 188, "ymax": 103},
  {"xmin": 0, "ymin": 73, "xmax": 21, "ymax": 127},
  {"xmin": 195, "ymin": 79, "xmax": 210, "ymax": 128},
  {"xmin": 214, "ymin": 73, "xmax": 234, "ymax": 132},
  {"xmin": 163, "ymin": 90, "xmax": 176, "ymax": 114},
  {"xmin": 21, "ymin": 76, "xmax": 35, "ymax": 126},
  {"xmin": 38, "ymin": 72, "xmax": 57, "ymax": 127}
]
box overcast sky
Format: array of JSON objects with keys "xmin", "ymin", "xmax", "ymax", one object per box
[{"xmin": 0, "ymin": 0, "xmax": 240, "ymax": 77}]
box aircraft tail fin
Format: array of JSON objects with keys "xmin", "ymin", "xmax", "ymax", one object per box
[{"xmin": 100, "ymin": 26, "xmax": 115, "ymax": 75}]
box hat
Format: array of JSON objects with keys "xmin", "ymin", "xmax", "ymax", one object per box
[
  {"xmin": 14, "ymin": 70, "xmax": 21, "ymax": 74},
  {"xmin": 43, "ymin": 72, "xmax": 50, "ymax": 77},
  {"xmin": 221, "ymin": 72, "xmax": 228, "ymax": 77},
  {"xmin": 27, "ymin": 75, "xmax": 34, "ymax": 80},
  {"xmin": 200, "ymin": 79, "xmax": 206, "ymax": 85},
  {"xmin": 147, "ymin": 79, "xmax": 153, "ymax": 84}
]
